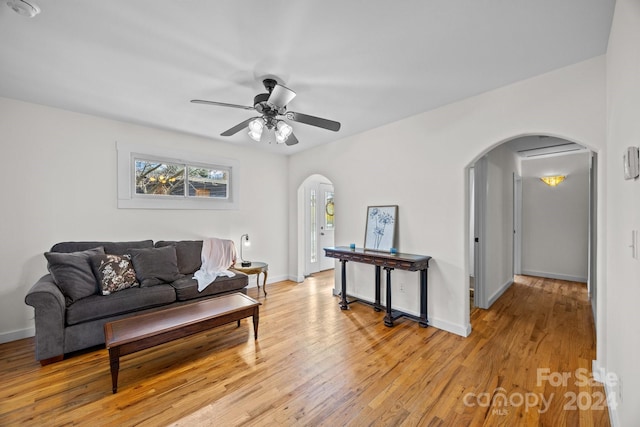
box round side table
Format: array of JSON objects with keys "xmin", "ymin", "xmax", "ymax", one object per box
[{"xmin": 234, "ymin": 262, "xmax": 268, "ymax": 296}]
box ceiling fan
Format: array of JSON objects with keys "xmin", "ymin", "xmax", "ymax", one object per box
[{"xmin": 191, "ymin": 78, "xmax": 341, "ymax": 146}]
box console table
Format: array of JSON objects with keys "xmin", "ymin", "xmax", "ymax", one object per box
[{"xmin": 323, "ymin": 246, "xmax": 432, "ymax": 327}]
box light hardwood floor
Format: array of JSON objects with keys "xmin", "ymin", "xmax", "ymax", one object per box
[{"xmin": 0, "ymin": 272, "xmax": 609, "ymax": 426}]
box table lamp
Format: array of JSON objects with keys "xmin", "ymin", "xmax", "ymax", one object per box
[{"xmin": 240, "ymin": 234, "xmax": 251, "ymax": 267}]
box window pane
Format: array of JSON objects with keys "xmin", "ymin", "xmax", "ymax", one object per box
[
  {"xmin": 310, "ymin": 189, "xmax": 317, "ymax": 263},
  {"xmin": 187, "ymin": 166, "xmax": 229, "ymax": 199},
  {"xmin": 135, "ymin": 160, "xmax": 185, "ymax": 196},
  {"xmin": 325, "ymin": 191, "xmax": 334, "ymax": 230}
]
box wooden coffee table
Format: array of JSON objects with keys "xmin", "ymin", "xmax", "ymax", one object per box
[{"xmin": 104, "ymin": 292, "xmax": 260, "ymax": 393}]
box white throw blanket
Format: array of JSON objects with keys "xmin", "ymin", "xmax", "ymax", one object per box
[{"xmin": 193, "ymin": 238, "xmax": 237, "ymax": 292}]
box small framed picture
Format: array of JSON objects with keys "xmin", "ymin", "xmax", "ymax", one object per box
[{"xmin": 364, "ymin": 205, "xmax": 398, "ymax": 252}]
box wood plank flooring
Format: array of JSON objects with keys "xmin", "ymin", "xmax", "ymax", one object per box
[{"xmin": 0, "ymin": 272, "xmax": 609, "ymax": 426}]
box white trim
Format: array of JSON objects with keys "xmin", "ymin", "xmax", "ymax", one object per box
[
  {"xmin": 334, "ymin": 292, "xmax": 469, "ymax": 337},
  {"xmin": 429, "ymin": 316, "xmax": 471, "ymax": 337},
  {"xmin": 116, "ymin": 141, "xmax": 240, "ymax": 210},
  {"xmin": 488, "ymin": 278, "xmax": 514, "ymax": 307},
  {"xmin": 520, "ymin": 270, "xmax": 587, "ymax": 283},
  {"xmin": 244, "ymin": 274, "xmax": 288, "ymax": 288},
  {"xmin": 0, "ymin": 327, "xmax": 34, "ymax": 344},
  {"xmin": 592, "ymin": 359, "xmax": 606, "ymax": 383},
  {"xmin": 474, "ymin": 157, "xmax": 489, "ymax": 308},
  {"xmin": 605, "ymin": 379, "xmax": 621, "ymax": 427},
  {"xmin": 592, "ymin": 360, "xmax": 621, "ymax": 427},
  {"xmin": 513, "ymin": 174, "xmax": 522, "ymax": 275}
]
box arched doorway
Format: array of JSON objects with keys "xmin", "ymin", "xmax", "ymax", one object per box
[
  {"xmin": 468, "ymin": 135, "xmax": 598, "ymax": 320},
  {"xmin": 296, "ymin": 174, "xmax": 335, "ymax": 280}
]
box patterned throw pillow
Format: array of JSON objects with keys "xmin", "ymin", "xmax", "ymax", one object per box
[{"xmin": 90, "ymin": 254, "xmax": 139, "ymax": 295}]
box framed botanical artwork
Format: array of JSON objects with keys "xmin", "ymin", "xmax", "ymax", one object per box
[{"xmin": 364, "ymin": 205, "xmax": 398, "ymax": 252}]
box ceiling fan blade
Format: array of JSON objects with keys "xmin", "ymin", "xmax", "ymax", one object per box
[
  {"xmin": 221, "ymin": 117, "xmax": 260, "ymax": 136},
  {"xmin": 286, "ymin": 111, "xmax": 341, "ymax": 132},
  {"xmin": 267, "ymin": 84, "xmax": 296, "ymax": 109},
  {"xmin": 191, "ymin": 99, "xmax": 255, "ymax": 111},
  {"xmin": 285, "ymin": 132, "xmax": 299, "ymax": 146}
]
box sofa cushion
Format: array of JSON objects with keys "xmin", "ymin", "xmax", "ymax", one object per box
[
  {"xmin": 90, "ymin": 253, "xmax": 139, "ymax": 295},
  {"xmin": 45, "ymin": 247, "xmax": 106, "ymax": 305},
  {"xmin": 66, "ymin": 284, "xmax": 176, "ymax": 325},
  {"xmin": 129, "ymin": 245, "xmax": 182, "ymax": 287},
  {"xmin": 50, "ymin": 240, "xmax": 153, "ymax": 255},
  {"xmin": 170, "ymin": 272, "xmax": 248, "ymax": 301},
  {"xmin": 155, "ymin": 240, "xmax": 203, "ymax": 275}
]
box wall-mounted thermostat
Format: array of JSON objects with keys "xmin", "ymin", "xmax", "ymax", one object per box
[{"xmin": 623, "ymin": 146, "xmax": 639, "ymax": 180}]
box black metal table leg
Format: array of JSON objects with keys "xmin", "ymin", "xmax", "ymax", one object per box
[
  {"xmin": 374, "ymin": 265, "xmax": 382, "ymax": 312},
  {"xmin": 419, "ymin": 268, "xmax": 429, "ymax": 327},
  {"xmin": 383, "ymin": 267, "xmax": 394, "ymax": 326},
  {"xmin": 340, "ymin": 259, "xmax": 349, "ymax": 310}
]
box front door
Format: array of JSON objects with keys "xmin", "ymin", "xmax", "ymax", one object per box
[
  {"xmin": 319, "ymin": 183, "xmax": 335, "ymax": 271},
  {"xmin": 305, "ymin": 181, "xmax": 335, "ymax": 275}
]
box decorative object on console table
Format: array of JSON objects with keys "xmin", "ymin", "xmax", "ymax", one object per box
[
  {"xmin": 240, "ymin": 233, "xmax": 251, "ymax": 267},
  {"xmin": 364, "ymin": 205, "xmax": 398, "ymax": 252},
  {"xmin": 323, "ymin": 246, "xmax": 432, "ymax": 328},
  {"xmin": 234, "ymin": 262, "xmax": 269, "ymax": 297}
]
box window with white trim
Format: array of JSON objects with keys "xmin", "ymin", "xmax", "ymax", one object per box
[{"xmin": 117, "ymin": 142, "xmax": 239, "ymax": 210}]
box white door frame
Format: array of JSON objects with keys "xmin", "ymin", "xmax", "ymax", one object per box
[
  {"xmin": 588, "ymin": 152, "xmax": 598, "ymax": 321},
  {"xmin": 513, "ymin": 173, "xmax": 522, "ymax": 276},
  {"xmin": 473, "ymin": 156, "xmax": 489, "ymax": 309}
]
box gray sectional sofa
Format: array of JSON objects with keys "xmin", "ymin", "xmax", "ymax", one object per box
[{"xmin": 25, "ymin": 239, "xmax": 248, "ymax": 365}]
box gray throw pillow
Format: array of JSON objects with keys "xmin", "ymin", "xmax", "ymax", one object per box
[
  {"xmin": 155, "ymin": 240, "xmax": 202, "ymax": 274},
  {"xmin": 45, "ymin": 247, "xmax": 106, "ymax": 305},
  {"xmin": 129, "ymin": 245, "xmax": 182, "ymax": 287}
]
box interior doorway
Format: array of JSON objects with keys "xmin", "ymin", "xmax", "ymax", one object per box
[
  {"xmin": 469, "ymin": 135, "xmax": 596, "ymax": 313},
  {"xmin": 300, "ymin": 175, "xmax": 335, "ymax": 277}
]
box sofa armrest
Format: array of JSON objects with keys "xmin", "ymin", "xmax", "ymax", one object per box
[{"xmin": 24, "ymin": 274, "xmax": 66, "ymax": 362}]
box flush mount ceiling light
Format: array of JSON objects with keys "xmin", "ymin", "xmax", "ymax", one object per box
[
  {"xmin": 540, "ymin": 175, "xmax": 566, "ymax": 187},
  {"xmin": 6, "ymin": 0, "xmax": 40, "ymax": 17}
]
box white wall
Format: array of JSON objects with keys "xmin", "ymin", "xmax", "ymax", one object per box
[
  {"xmin": 520, "ymin": 152, "xmax": 590, "ymax": 282},
  {"xmin": 288, "ymin": 56, "xmax": 607, "ymax": 337},
  {"xmin": 484, "ymin": 143, "xmax": 519, "ymax": 304},
  {"xmin": 0, "ymin": 97, "xmax": 289, "ymax": 342},
  {"xmin": 604, "ymin": 0, "xmax": 640, "ymax": 424}
]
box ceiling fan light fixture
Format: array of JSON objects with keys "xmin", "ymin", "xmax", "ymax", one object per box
[
  {"xmin": 248, "ymin": 118, "xmax": 264, "ymax": 142},
  {"xmin": 6, "ymin": 0, "xmax": 40, "ymax": 17},
  {"xmin": 275, "ymin": 121, "xmax": 293, "ymax": 144}
]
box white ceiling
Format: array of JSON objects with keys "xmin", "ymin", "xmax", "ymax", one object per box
[
  {"xmin": 506, "ymin": 136, "xmax": 587, "ymax": 158},
  {"xmin": 0, "ymin": 1, "xmax": 614, "ymax": 155}
]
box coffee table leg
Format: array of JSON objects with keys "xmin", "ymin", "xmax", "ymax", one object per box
[
  {"xmin": 252, "ymin": 308, "xmax": 259, "ymax": 340},
  {"xmin": 108, "ymin": 347, "xmax": 120, "ymax": 394}
]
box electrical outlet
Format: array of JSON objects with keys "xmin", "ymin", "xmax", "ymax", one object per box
[{"xmin": 399, "ymin": 282, "xmax": 405, "ymax": 292}]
